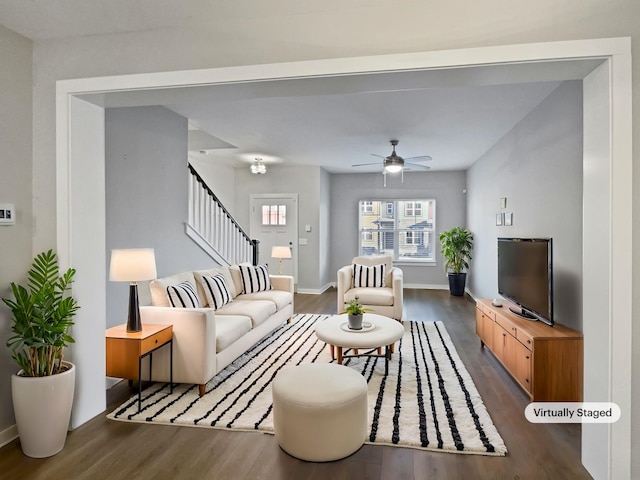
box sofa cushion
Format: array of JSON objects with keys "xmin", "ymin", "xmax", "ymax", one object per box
[
  {"xmin": 241, "ymin": 290, "xmax": 293, "ymax": 311},
  {"xmin": 150, "ymin": 271, "xmax": 197, "ymax": 307},
  {"xmin": 352, "ymin": 263, "xmax": 386, "ymax": 288},
  {"xmin": 167, "ymin": 282, "xmax": 201, "ymax": 308},
  {"xmin": 194, "ymin": 265, "xmax": 237, "ymax": 303},
  {"xmin": 199, "ymin": 274, "xmax": 233, "ymax": 310},
  {"xmin": 216, "ymin": 300, "xmax": 276, "ymax": 328},
  {"xmin": 215, "ymin": 315, "xmax": 252, "ymax": 353},
  {"xmin": 345, "ymin": 287, "xmax": 394, "ymax": 307},
  {"xmin": 238, "ymin": 264, "xmax": 272, "ymax": 294},
  {"xmin": 229, "ymin": 263, "xmax": 252, "ymax": 298}
]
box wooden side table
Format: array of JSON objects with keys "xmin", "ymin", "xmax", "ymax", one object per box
[{"xmin": 106, "ymin": 323, "xmax": 173, "ymax": 411}]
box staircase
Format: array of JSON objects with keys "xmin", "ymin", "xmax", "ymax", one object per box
[{"xmin": 186, "ymin": 164, "xmax": 258, "ymax": 266}]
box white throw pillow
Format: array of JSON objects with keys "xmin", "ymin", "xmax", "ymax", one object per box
[
  {"xmin": 200, "ymin": 274, "xmax": 233, "ymax": 310},
  {"xmin": 352, "ymin": 263, "xmax": 386, "ymax": 288},
  {"xmin": 239, "ymin": 264, "xmax": 272, "ymax": 294},
  {"xmin": 167, "ymin": 282, "xmax": 201, "ymax": 308}
]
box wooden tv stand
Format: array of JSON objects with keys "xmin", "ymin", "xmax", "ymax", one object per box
[{"xmin": 475, "ymin": 299, "xmax": 583, "ymax": 402}]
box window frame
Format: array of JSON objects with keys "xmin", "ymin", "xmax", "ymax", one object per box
[{"xmin": 358, "ymin": 199, "xmax": 436, "ymax": 264}]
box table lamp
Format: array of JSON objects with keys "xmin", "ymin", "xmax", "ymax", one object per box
[
  {"xmin": 271, "ymin": 246, "xmax": 292, "ymax": 275},
  {"xmin": 109, "ymin": 248, "xmax": 157, "ymax": 332}
]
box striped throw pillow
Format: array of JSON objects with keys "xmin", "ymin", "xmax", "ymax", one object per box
[
  {"xmin": 167, "ymin": 282, "xmax": 201, "ymax": 308},
  {"xmin": 239, "ymin": 264, "xmax": 272, "ymax": 294},
  {"xmin": 352, "ymin": 263, "xmax": 386, "ymax": 288},
  {"xmin": 200, "ymin": 274, "xmax": 232, "ymax": 310}
]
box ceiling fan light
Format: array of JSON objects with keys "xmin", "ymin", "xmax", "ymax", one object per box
[
  {"xmin": 251, "ymin": 159, "xmax": 267, "ymax": 174},
  {"xmin": 384, "ymin": 164, "xmax": 403, "ymax": 174}
]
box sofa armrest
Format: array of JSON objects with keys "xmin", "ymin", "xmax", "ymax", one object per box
[
  {"xmin": 390, "ymin": 267, "xmax": 404, "ymax": 321},
  {"xmin": 139, "ymin": 306, "xmax": 217, "ymax": 386},
  {"xmin": 270, "ymin": 274, "xmax": 294, "ymax": 294},
  {"xmin": 337, "ymin": 265, "xmax": 353, "ymax": 313}
]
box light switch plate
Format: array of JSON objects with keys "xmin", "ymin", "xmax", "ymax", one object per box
[
  {"xmin": 299, "ymin": 238, "xmax": 308, "ymax": 245},
  {"xmin": 0, "ymin": 203, "xmax": 15, "ymax": 225}
]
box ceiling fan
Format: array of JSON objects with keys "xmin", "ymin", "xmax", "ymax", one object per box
[{"xmin": 352, "ymin": 140, "xmax": 432, "ymax": 186}]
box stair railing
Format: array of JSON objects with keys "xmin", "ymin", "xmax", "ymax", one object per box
[{"xmin": 187, "ymin": 164, "xmax": 258, "ymax": 266}]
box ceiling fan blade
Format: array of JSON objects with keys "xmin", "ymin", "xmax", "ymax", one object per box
[
  {"xmin": 352, "ymin": 161, "xmax": 382, "ymax": 167},
  {"xmin": 370, "ymin": 153, "xmax": 386, "ymax": 158},
  {"xmin": 405, "ymin": 164, "xmax": 431, "ymax": 170},
  {"xmin": 404, "ymin": 155, "xmax": 432, "ymax": 162}
]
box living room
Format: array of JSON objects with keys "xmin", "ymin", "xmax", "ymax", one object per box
[{"xmin": 0, "ymin": 4, "xmax": 637, "ymax": 479}]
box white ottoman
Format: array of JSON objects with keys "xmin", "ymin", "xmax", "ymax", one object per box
[{"xmin": 272, "ymin": 363, "xmax": 368, "ymax": 462}]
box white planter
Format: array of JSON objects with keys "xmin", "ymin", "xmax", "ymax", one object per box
[{"xmin": 11, "ymin": 362, "xmax": 75, "ymax": 458}]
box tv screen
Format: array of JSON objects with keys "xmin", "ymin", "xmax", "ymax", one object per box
[{"xmin": 497, "ymin": 238, "xmax": 553, "ymax": 326}]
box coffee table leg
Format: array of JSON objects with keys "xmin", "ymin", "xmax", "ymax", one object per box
[
  {"xmin": 385, "ymin": 345, "xmax": 391, "ymax": 376},
  {"xmin": 337, "ymin": 347, "xmax": 343, "ymax": 364},
  {"xmin": 329, "ymin": 344, "xmax": 335, "ymax": 359}
]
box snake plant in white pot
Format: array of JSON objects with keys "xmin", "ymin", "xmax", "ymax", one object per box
[{"xmin": 2, "ymin": 250, "xmax": 80, "ymax": 458}]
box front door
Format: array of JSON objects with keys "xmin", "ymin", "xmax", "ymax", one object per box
[{"xmin": 249, "ymin": 194, "xmax": 298, "ymax": 285}]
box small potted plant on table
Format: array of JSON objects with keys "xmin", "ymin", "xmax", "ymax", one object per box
[
  {"xmin": 2, "ymin": 249, "xmax": 80, "ymax": 458},
  {"xmin": 343, "ymin": 297, "xmax": 370, "ymax": 330}
]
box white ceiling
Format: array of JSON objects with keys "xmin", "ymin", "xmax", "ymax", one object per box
[{"xmin": 0, "ymin": 3, "xmax": 603, "ymax": 174}]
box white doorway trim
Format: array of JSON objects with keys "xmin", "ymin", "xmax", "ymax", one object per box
[{"xmin": 56, "ymin": 37, "xmax": 632, "ymax": 479}]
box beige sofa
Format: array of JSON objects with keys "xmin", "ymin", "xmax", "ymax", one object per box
[
  {"xmin": 337, "ymin": 255, "xmax": 403, "ymax": 321},
  {"xmin": 139, "ymin": 264, "xmax": 294, "ymax": 396}
]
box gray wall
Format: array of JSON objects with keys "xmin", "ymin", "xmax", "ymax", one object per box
[
  {"xmin": 105, "ymin": 106, "xmax": 218, "ymax": 325},
  {"xmin": 330, "ymin": 170, "xmax": 467, "ymax": 287},
  {"xmin": 467, "ymin": 81, "xmax": 583, "ymax": 331},
  {"xmin": 0, "ymin": 25, "xmax": 32, "ymax": 433}
]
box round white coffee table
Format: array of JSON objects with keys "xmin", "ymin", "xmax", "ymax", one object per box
[{"xmin": 314, "ymin": 313, "xmax": 404, "ymax": 375}]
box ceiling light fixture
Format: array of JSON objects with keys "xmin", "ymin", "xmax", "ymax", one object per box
[{"xmin": 251, "ymin": 158, "xmax": 267, "ymax": 175}]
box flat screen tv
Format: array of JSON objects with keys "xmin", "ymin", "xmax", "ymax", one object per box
[{"xmin": 497, "ymin": 237, "xmax": 554, "ymax": 326}]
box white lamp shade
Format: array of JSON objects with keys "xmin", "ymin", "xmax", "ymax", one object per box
[
  {"xmin": 109, "ymin": 248, "xmax": 157, "ymax": 282},
  {"xmin": 271, "ymin": 246, "xmax": 292, "ymax": 259}
]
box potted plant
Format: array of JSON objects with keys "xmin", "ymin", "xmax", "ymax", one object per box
[
  {"xmin": 2, "ymin": 249, "xmax": 80, "ymax": 458},
  {"xmin": 439, "ymin": 227, "xmax": 474, "ymax": 296},
  {"xmin": 343, "ymin": 297, "xmax": 370, "ymax": 330}
]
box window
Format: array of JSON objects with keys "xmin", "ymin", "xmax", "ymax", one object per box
[
  {"xmin": 404, "ymin": 201, "xmax": 422, "ymax": 217},
  {"xmin": 262, "ymin": 205, "xmax": 286, "ymax": 225},
  {"xmin": 358, "ymin": 199, "xmax": 436, "ymax": 262},
  {"xmin": 386, "ymin": 202, "xmax": 394, "ymax": 215}
]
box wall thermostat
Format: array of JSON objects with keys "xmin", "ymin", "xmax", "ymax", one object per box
[{"xmin": 0, "ymin": 204, "xmax": 16, "ymax": 225}]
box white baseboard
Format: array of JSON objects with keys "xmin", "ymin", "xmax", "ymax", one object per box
[
  {"xmin": 297, "ymin": 282, "xmax": 334, "ymax": 295},
  {"xmin": 0, "ymin": 424, "xmax": 18, "ymax": 449},
  {"xmin": 404, "ymin": 283, "xmax": 449, "ymax": 290},
  {"xmin": 297, "ymin": 283, "xmax": 456, "ymax": 293}
]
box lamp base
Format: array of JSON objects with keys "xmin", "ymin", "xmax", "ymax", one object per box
[{"xmin": 127, "ymin": 284, "xmax": 142, "ymax": 332}]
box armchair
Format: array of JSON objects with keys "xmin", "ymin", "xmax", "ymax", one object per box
[{"xmin": 337, "ymin": 255, "xmax": 404, "ymax": 321}]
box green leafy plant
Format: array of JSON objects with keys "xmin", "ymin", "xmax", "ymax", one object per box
[
  {"xmin": 342, "ymin": 297, "xmax": 370, "ymax": 316},
  {"xmin": 439, "ymin": 227, "xmax": 474, "ymax": 274},
  {"xmin": 2, "ymin": 250, "xmax": 80, "ymax": 377}
]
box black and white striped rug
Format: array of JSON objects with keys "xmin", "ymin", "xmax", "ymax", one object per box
[{"xmin": 108, "ymin": 314, "xmax": 507, "ymax": 456}]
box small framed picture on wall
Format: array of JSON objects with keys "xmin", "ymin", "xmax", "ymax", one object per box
[
  {"xmin": 504, "ymin": 212, "xmax": 513, "ymax": 226},
  {"xmin": 496, "ymin": 213, "xmax": 503, "ymax": 226}
]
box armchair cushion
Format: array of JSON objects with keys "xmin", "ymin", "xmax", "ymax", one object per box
[
  {"xmin": 344, "ymin": 287, "xmax": 394, "ymax": 306},
  {"xmin": 352, "ymin": 263, "xmax": 386, "ymax": 288},
  {"xmin": 351, "ymin": 255, "xmax": 394, "ymax": 287}
]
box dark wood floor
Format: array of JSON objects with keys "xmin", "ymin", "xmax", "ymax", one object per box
[{"xmin": 0, "ymin": 289, "xmax": 592, "ymax": 479}]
